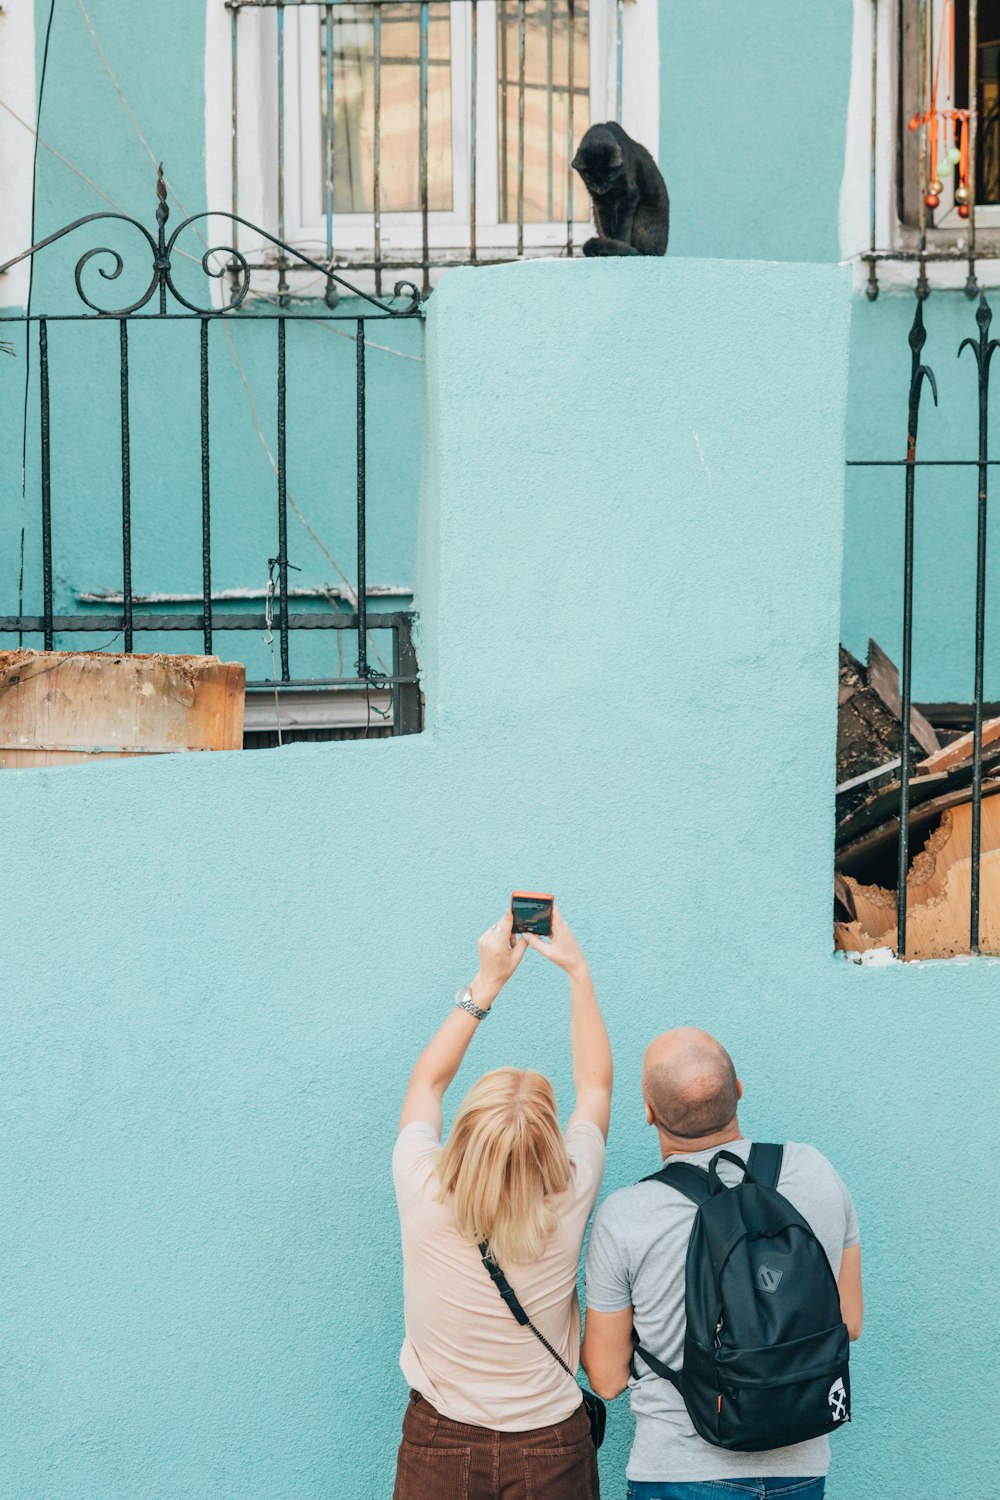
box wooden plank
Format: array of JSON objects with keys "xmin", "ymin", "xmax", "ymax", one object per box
[
  {"xmin": 866, "ymin": 638, "xmax": 940, "ymax": 755},
  {"xmin": 918, "ymin": 716, "xmax": 1000, "ymax": 774},
  {"xmin": 0, "ymin": 651, "xmax": 245, "ymax": 768}
]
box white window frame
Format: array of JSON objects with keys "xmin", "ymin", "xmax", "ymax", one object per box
[
  {"xmin": 0, "ymin": 0, "xmax": 38, "ymax": 310},
  {"xmin": 205, "ymin": 0, "xmax": 660, "ymax": 292},
  {"xmin": 841, "ymin": 0, "xmax": 1000, "ymax": 294}
]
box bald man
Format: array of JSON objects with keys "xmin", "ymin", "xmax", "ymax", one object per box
[{"xmin": 581, "ymin": 1029, "xmax": 862, "ymax": 1500}]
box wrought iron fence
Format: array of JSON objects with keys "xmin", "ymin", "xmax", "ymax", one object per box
[
  {"xmin": 0, "ymin": 168, "xmax": 423, "ymax": 739},
  {"xmin": 227, "ymin": 0, "xmax": 620, "ymax": 297},
  {"xmin": 841, "ymin": 292, "xmax": 1000, "ymax": 956}
]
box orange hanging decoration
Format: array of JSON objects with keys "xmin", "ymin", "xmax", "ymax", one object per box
[{"xmin": 907, "ymin": 0, "xmax": 972, "ymax": 216}]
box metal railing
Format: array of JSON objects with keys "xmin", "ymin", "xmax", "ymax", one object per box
[
  {"xmin": 0, "ymin": 168, "xmax": 424, "ymax": 738},
  {"xmin": 864, "ymin": 0, "xmax": 1000, "ymax": 299},
  {"xmin": 842, "ymin": 293, "xmax": 1000, "ymax": 955},
  {"xmin": 228, "ymin": 0, "xmax": 619, "ymax": 297}
]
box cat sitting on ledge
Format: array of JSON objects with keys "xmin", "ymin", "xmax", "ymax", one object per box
[{"xmin": 571, "ymin": 122, "xmax": 669, "ymax": 258}]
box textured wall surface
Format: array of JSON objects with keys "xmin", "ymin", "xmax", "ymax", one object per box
[
  {"xmin": 659, "ymin": 1, "xmax": 854, "ymax": 265},
  {"xmin": 5, "ymin": 258, "xmax": 998, "ymax": 1500}
]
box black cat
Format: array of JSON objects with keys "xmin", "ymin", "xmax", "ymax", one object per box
[{"xmin": 571, "ymin": 122, "xmax": 669, "ymax": 258}]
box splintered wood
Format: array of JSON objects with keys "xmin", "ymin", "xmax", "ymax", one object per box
[
  {"xmin": 0, "ymin": 651, "xmax": 245, "ymax": 768},
  {"xmin": 836, "ymin": 799, "xmax": 1000, "ymax": 959},
  {"xmin": 834, "ymin": 638, "xmax": 1000, "ymax": 960}
]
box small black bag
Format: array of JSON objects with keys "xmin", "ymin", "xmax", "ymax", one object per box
[
  {"xmin": 630, "ymin": 1143, "xmax": 851, "ymax": 1453},
  {"xmin": 478, "ymin": 1243, "xmax": 607, "ymax": 1448}
]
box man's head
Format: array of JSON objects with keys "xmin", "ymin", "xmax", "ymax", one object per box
[{"xmin": 642, "ymin": 1028, "xmax": 742, "ymax": 1150}]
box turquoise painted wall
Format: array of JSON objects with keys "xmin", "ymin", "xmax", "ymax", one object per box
[
  {"xmin": 659, "ymin": 1, "xmax": 854, "ymax": 264},
  {"xmin": 4, "ymin": 259, "xmax": 998, "ymax": 1500}
]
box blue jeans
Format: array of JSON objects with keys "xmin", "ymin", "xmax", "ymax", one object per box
[{"xmin": 626, "ymin": 1481, "xmax": 824, "ymax": 1500}]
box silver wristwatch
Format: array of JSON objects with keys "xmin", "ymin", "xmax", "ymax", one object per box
[{"xmin": 455, "ymin": 984, "xmax": 490, "ymax": 1021}]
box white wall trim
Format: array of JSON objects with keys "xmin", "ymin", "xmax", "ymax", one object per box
[{"xmin": 0, "ymin": 0, "xmax": 38, "ymax": 309}]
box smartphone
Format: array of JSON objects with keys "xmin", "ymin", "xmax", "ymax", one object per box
[{"xmin": 511, "ymin": 891, "xmax": 554, "ymax": 937}]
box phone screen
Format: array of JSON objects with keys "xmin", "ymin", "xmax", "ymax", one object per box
[{"xmin": 511, "ymin": 892, "xmax": 554, "ymax": 937}]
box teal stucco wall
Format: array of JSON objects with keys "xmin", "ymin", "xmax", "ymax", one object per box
[{"xmin": 3, "ymin": 258, "xmax": 998, "ymax": 1500}]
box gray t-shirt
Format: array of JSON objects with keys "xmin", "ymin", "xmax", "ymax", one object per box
[{"xmin": 585, "ymin": 1138, "xmax": 860, "ymax": 1483}]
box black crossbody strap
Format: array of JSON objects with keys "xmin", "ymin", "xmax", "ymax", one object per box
[{"xmin": 478, "ymin": 1243, "xmax": 576, "ymax": 1379}]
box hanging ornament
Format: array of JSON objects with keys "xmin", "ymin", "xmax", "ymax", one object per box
[
  {"xmin": 955, "ymin": 183, "xmax": 970, "ymax": 204},
  {"xmin": 937, "ymin": 158, "xmax": 954, "ymax": 179},
  {"xmin": 958, "ymin": 202, "xmax": 971, "ymax": 218},
  {"xmin": 949, "ymin": 145, "xmax": 962, "ymax": 165},
  {"xmin": 930, "ymin": 179, "xmax": 944, "ymax": 195},
  {"xmin": 926, "ymin": 192, "xmax": 941, "ymax": 208}
]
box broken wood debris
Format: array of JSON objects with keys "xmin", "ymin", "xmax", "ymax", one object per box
[{"xmin": 834, "ymin": 638, "xmax": 1000, "ymax": 960}]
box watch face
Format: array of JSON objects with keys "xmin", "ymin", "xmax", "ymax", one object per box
[{"xmin": 455, "ymin": 986, "xmax": 472, "ymax": 1005}]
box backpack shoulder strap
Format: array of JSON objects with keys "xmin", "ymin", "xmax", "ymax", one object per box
[
  {"xmin": 640, "ymin": 1161, "xmax": 713, "ymax": 1207},
  {"xmin": 746, "ymin": 1141, "xmax": 784, "ymax": 1190}
]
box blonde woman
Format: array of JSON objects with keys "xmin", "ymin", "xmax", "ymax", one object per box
[{"xmin": 392, "ymin": 905, "xmax": 613, "ymax": 1500}]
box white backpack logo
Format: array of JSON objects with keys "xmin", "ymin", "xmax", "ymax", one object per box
[{"xmin": 827, "ymin": 1377, "xmax": 848, "ymax": 1422}]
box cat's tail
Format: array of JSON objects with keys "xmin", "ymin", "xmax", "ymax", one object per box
[{"xmin": 582, "ymin": 236, "xmax": 641, "ymax": 257}]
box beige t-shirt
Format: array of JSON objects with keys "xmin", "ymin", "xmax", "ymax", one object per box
[{"xmin": 392, "ymin": 1117, "xmax": 606, "ymax": 1431}]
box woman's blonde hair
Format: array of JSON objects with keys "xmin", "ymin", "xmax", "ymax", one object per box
[{"xmin": 436, "ymin": 1068, "xmax": 571, "ymax": 1265}]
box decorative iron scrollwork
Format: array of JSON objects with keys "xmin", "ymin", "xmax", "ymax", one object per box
[{"xmin": 0, "ymin": 164, "xmax": 424, "ymax": 319}]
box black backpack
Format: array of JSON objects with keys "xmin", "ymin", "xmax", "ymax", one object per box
[{"xmin": 630, "ymin": 1143, "xmax": 851, "ymax": 1453}]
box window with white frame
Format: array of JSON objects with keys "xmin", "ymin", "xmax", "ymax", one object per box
[
  {"xmin": 208, "ymin": 0, "xmax": 659, "ymax": 294},
  {"xmin": 844, "ymin": 0, "xmax": 1000, "ymax": 296}
]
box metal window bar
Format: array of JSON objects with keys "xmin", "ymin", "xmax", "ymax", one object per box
[
  {"xmin": 200, "ymin": 316, "xmax": 213, "ymax": 655},
  {"xmin": 845, "ymin": 292, "xmax": 1000, "ymax": 958},
  {"xmin": 0, "ymin": 169, "xmax": 424, "ymax": 739},
  {"xmin": 226, "ymin": 0, "xmax": 612, "ymax": 289},
  {"xmin": 865, "ymin": 0, "xmax": 992, "ymax": 300}
]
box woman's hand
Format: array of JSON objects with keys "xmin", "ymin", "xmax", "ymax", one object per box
[
  {"xmin": 472, "ymin": 909, "xmax": 528, "ymax": 1006},
  {"xmin": 523, "ymin": 904, "xmax": 588, "ymax": 978}
]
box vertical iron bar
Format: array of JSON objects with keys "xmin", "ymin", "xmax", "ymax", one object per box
[
  {"xmin": 374, "ymin": 5, "xmax": 383, "ymax": 294},
  {"xmin": 39, "ymin": 318, "xmax": 52, "ymax": 652},
  {"xmin": 917, "ymin": 0, "xmax": 929, "ymax": 298},
  {"xmin": 470, "ymin": 0, "xmax": 478, "ymax": 261},
  {"xmin": 324, "ymin": 4, "xmax": 335, "ymax": 295},
  {"xmin": 566, "ymin": 0, "xmax": 575, "ymax": 251},
  {"xmin": 615, "ymin": 0, "xmax": 623, "ymax": 123},
  {"xmin": 500, "ymin": 0, "xmax": 509, "ymax": 221},
  {"xmin": 394, "ymin": 615, "xmax": 420, "ymax": 735},
  {"xmin": 277, "ymin": 316, "xmax": 289, "ymax": 680},
  {"xmin": 967, "ymin": 294, "xmax": 994, "ymax": 952},
  {"xmin": 231, "ymin": 1, "xmax": 239, "ymax": 252},
  {"xmin": 200, "ymin": 318, "xmax": 213, "ymax": 657},
  {"xmin": 419, "ymin": 0, "xmax": 429, "ymax": 296},
  {"xmin": 867, "ymin": 0, "xmax": 879, "ymax": 300},
  {"xmin": 897, "ymin": 303, "xmax": 937, "ymax": 956},
  {"xmin": 356, "ymin": 319, "xmax": 368, "ymax": 677},
  {"xmin": 277, "ymin": 1, "xmax": 289, "ymax": 306},
  {"xmin": 120, "ymin": 318, "xmax": 133, "ymax": 654},
  {"xmin": 517, "ymin": 0, "xmax": 525, "ymax": 255},
  {"xmin": 545, "ymin": 0, "xmax": 553, "ymax": 220},
  {"xmin": 968, "ymin": 0, "xmax": 979, "ymax": 296}
]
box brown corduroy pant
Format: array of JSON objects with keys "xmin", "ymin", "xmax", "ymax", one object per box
[{"xmin": 391, "ymin": 1389, "xmax": 600, "ymax": 1500}]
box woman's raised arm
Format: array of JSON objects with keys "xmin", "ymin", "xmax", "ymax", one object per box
[
  {"xmin": 524, "ymin": 906, "xmax": 613, "ymax": 1139},
  {"xmin": 398, "ymin": 911, "xmax": 528, "ymax": 1134}
]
